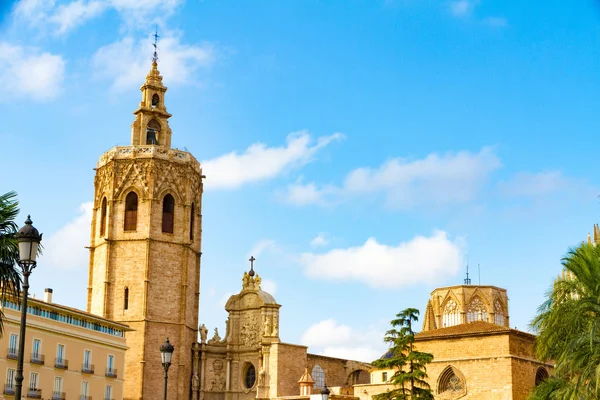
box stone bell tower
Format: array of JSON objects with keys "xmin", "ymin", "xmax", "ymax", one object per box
[{"xmin": 87, "ymin": 59, "xmax": 204, "ymax": 399}]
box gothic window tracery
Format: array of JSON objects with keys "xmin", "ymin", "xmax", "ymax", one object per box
[
  {"xmin": 162, "ymin": 194, "xmax": 175, "ymax": 233},
  {"xmin": 467, "ymin": 296, "xmax": 488, "ymax": 323},
  {"xmin": 438, "ymin": 366, "xmax": 465, "ymax": 396},
  {"xmin": 442, "ymin": 299, "xmax": 460, "ymax": 328},
  {"xmin": 312, "ymin": 365, "xmax": 325, "ymax": 389},
  {"xmin": 124, "ymin": 192, "xmax": 138, "ymax": 231},
  {"xmin": 494, "ymin": 299, "xmax": 505, "ymax": 326}
]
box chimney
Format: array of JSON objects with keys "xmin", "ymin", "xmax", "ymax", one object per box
[{"xmin": 44, "ymin": 288, "xmax": 53, "ymax": 303}]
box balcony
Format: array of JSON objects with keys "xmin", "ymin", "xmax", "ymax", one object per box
[
  {"xmin": 4, "ymin": 384, "xmax": 15, "ymax": 395},
  {"xmin": 80, "ymin": 396, "xmax": 92, "ymax": 400},
  {"xmin": 82, "ymin": 363, "xmax": 95, "ymax": 374},
  {"xmin": 26, "ymin": 388, "xmax": 42, "ymax": 398},
  {"xmin": 30, "ymin": 353, "xmax": 45, "ymax": 365},
  {"xmin": 52, "ymin": 392, "xmax": 66, "ymax": 400},
  {"xmin": 105, "ymin": 367, "xmax": 117, "ymax": 378},
  {"xmin": 54, "ymin": 358, "xmax": 69, "ymax": 369},
  {"xmin": 7, "ymin": 347, "xmax": 18, "ymax": 360}
]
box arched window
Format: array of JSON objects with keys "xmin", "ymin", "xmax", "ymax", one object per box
[
  {"xmin": 124, "ymin": 192, "xmax": 138, "ymax": 231},
  {"xmin": 124, "ymin": 287, "xmax": 129, "ymax": 310},
  {"xmin": 100, "ymin": 197, "xmax": 107, "ymax": 236},
  {"xmin": 151, "ymin": 93, "xmax": 159, "ymax": 108},
  {"xmin": 437, "ymin": 366, "xmax": 465, "ymax": 396},
  {"xmin": 162, "ymin": 194, "xmax": 175, "ymax": 233},
  {"xmin": 467, "ymin": 296, "xmax": 489, "ymax": 323},
  {"xmin": 189, "ymin": 203, "xmax": 195, "ymax": 240},
  {"xmin": 494, "ymin": 299, "xmax": 505, "ymax": 326},
  {"xmin": 535, "ymin": 367, "xmax": 549, "ymax": 386},
  {"xmin": 312, "ymin": 365, "xmax": 324, "ymax": 389},
  {"xmin": 442, "ymin": 299, "xmax": 460, "ymax": 328},
  {"xmin": 146, "ymin": 119, "xmax": 161, "ymax": 145}
]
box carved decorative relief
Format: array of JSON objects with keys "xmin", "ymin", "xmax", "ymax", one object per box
[
  {"xmin": 209, "ymin": 359, "xmax": 226, "ymax": 391},
  {"xmin": 240, "ymin": 313, "xmax": 260, "ymax": 347},
  {"xmin": 94, "ymin": 167, "xmax": 114, "ymax": 203},
  {"xmin": 113, "ymin": 160, "xmax": 150, "ymax": 198}
]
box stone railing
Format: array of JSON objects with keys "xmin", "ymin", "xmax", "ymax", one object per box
[{"xmin": 97, "ymin": 146, "xmax": 201, "ymax": 171}]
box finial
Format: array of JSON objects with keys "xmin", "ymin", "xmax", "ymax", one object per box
[
  {"xmin": 464, "ymin": 255, "xmax": 471, "ymax": 285},
  {"xmin": 249, "ymin": 256, "xmax": 256, "ymax": 277},
  {"xmin": 151, "ymin": 27, "xmax": 160, "ymax": 65}
]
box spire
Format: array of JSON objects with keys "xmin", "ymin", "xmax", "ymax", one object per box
[
  {"xmin": 130, "ymin": 30, "xmax": 173, "ymax": 148},
  {"xmin": 464, "ymin": 257, "xmax": 471, "ymax": 285}
]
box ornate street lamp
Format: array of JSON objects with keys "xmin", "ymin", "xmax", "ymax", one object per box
[
  {"xmin": 14, "ymin": 216, "xmax": 42, "ymax": 400},
  {"xmin": 321, "ymin": 385, "xmax": 331, "ymax": 400},
  {"xmin": 160, "ymin": 337, "xmax": 175, "ymax": 400}
]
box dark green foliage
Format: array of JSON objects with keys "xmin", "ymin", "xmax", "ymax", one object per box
[
  {"xmin": 372, "ymin": 308, "xmax": 434, "ymax": 400},
  {"xmin": 0, "ymin": 191, "xmax": 24, "ymax": 336},
  {"xmin": 529, "ymin": 243, "xmax": 600, "ymax": 399}
]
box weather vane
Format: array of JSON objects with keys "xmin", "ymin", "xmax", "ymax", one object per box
[{"xmin": 152, "ymin": 27, "xmax": 160, "ymax": 63}]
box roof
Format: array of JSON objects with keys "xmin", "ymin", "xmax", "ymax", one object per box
[{"xmin": 414, "ymin": 321, "xmax": 535, "ymax": 341}]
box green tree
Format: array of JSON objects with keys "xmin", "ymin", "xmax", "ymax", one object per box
[
  {"xmin": 372, "ymin": 308, "xmax": 434, "ymax": 400},
  {"xmin": 529, "ymin": 243, "xmax": 600, "ymax": 399},
  {"xmin": 0, "ymin": 191, "xmax": 24, "ymax": 335}
]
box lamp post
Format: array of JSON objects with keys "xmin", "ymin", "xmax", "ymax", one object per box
[
  {"xmin": 321, "ymin": 385, "xmax": 331, "ymax": 400},
  {"xmin": 160, "ymin": 337, "xmax": 174, "ymax": 400},
  {"xmin": 14, "ymin": 216, "xmax": 42, "ymax": 400}
]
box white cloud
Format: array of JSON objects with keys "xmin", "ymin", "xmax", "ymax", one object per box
[
  {"xmin": 282, "ymin": 147, "xmax": 501, "ymax": 209},
  {"xmin": 310, "ymin": 233, "xmax": 329, "ymax": 248},
  {"xmin": 203, "ymin": 131, "xmax": 345, "ymax": 190},
  {"xmin": 498, "ymin": 171, "xmax": 582, "ymax": 198},
  {"xmin": 92, "ymin": 33, "xmax": 214, "ymax": 92},
  {"xmin": 261, "ymin": 279, "xmax": 277, "ymax": 296},
  {"xmin": 0, "ymin": 42, "xmax": 65, "ymax": 101},
  {"xmin": 247, "ymin": 239, "xmax": 278, "ymax": 259},
  {"xmin": 13, "ymin": 0, "xmax": 182, "ymax": 34},
  {"xmin": 449, "ymin": 0, "xmax": 478, "ymax": 17},
  {"xmin": 300, "ymin": 230, "xmax": 463, "ymax": 288},
  {"xmin": 41, "ymin": 202, "xmax": 93, "ymax": 270},
  {"xmin": 301, "ymin": 319, "xmax": 384, "ymax": 362}
]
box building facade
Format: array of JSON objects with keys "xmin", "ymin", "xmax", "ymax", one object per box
[
  {"xmin": 87, "ymin": 60, "xmax": 204, "ymax": 400},
  {"xmin": 0, "ymin": 289, "xmax": 129, "ymax": 400}
]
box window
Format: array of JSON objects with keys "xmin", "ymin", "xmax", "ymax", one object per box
[
  {"xmin": 56, "ymin": 344, "xmax": 65, "ymax": 362},
  {"xmin": 162, "ymin": 194, "xmax": 175, "ymax": 233},
  {"xmin": 312, "ymin": 364, "xmax": 325, "ymax": 389},
  {"xmin": 466, "ymin": 296, "xmax": 488, "ymax": 323},
  {"xmin": 146, "ymin": 119, "xmax": 161, "ymax": 145},
  {"xmin": 151, "ymin": 94, "xmax": 159, "ymax": 108},
  {"xmin": 107, "ymin": 354, "xmax": 115, "ymax": 375},
  {"xmin": 494, "ymin": 299, "xmax": 505, "ymax": 326},
  {"xmin": 32, "ymin": 338, "xmax": 41, "ymax": 358},
  {"xmin": 9, "ymin": 333, "xmax": 18, "ymax": 355},
  {"xmin": 124, "ymin": 192, "xmax": 138, "ymax": 231},
  {"xmin": 382, "ymin": 372, "xmax": 388, "ymax": 382},
  {"xmin": 189, "ymin": 202, "xmax": 195, "ymax": 240},
  {"xmin": 84, "ymin": 350, "xmax": 92, "ymax": 368},
  {"xmin": 244, "ymin": 363, "xmax": 256, "ymax": 389},
  {"xmin": 442, "ymin": 299, "xmax": 460, "ymax": 328},
  {"xmin": 81, "ymin": 381, "xmax": 89, "ymax": 397},
  {"xmin": 6, "ymin": 369, "xmax": 15, "ymax": 387},
  {"xmin": 124, "ymin": 287, "xmax": 129, "ymax": 310},
  {"xmin": 437, "ymin": 366, "xmax": 465, "ymax": 396},
  {"xmin": 54, "ymin": 376, "xmax": 63, "ymax": 394},
  {"xmin": 29, "ymin": 372, "xmax": 38, "ymax": 390},
  {"xmin": 105, "ymin": 384, "xmax": 113, "ymax": 400},
  {"xmin": 100, "ymin": 197, "xmax": 107, "ymax": 236},
  {"xmin": 535, "ymin": 367, "xmax": 549, "ymax": 386}
]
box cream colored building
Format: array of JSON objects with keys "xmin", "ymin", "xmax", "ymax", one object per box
[{"xmin": 0, "ymin": 289, "xmax": 129, "ymax": 400}]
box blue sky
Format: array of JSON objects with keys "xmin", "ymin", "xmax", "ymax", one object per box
[{"xmin": 2, "ymin": 0, "xmax": 600, "ymax": 362}]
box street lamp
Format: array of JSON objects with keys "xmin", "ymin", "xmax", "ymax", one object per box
[
  {"xmin": 160, "ymin": 337, "xmax": 175, "ymax": 400},
  {"xmin": 321, "ymin": 385, "xmax": 331, "ymax": 400},
  {"xmin": 14, "ymin": 216, "xmax": 42, "ymax": 400}
]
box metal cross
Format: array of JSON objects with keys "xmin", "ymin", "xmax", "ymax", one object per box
[
  {"xmin": 249, "ymin": 256, "xmax": 256, "ymax": 269},
  {"xmin": 152, "ymin": 27, "xmax": 160, "ymax": 63}
]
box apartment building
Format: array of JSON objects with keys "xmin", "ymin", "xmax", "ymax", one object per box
[{"xmin": 0, "ymin": 289, "xmax": 130, "ymax": 400}]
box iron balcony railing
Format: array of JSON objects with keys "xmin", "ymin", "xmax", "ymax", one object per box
[
  {"xmin": 105, "ymin": 367, "xmax": 117, "ymax": 378},
  {"xmin": 52, "ymin": 391, "xmax": 66, "ymax": 400},
  {"xmin": 54, "ymin": 358, "xmax": 68, "ymax": 369},
  {"xmin": 30, "ymin": 353, "xmax": 45, "ymax": 365},
  {"xmin": 4, "ymin": 384, "xmax": 15, "ymax": 395},
  {"xmin": 7, "ymin": 347, "xmax": 18, "ymax": 360},
  {"xmin": 82, "ymin": 363, "xmax": 95, "ymax": 374},
  {"xmin": 26, "ymin": 388, "xmax": 42, "ymax": 398}
]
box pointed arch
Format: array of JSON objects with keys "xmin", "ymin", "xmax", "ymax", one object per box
[
  {"xmin": 437, "ymin": 365, "xmax": 466, "ymax": 397},
  {"xmin": 99, "ymin": 197, "xmax": 107, "ymax": 237},
  {"xmin": 493, "ymin": 297, "xmax": 506, "ymax": 326},
  {"xmin": 162, "ymin": 194, "xmax": 175, "ymax": 233},
  {"xmin": 124, "ymin": 191, "xmax": 138, "ymax": 231},
  {"xmin": 466, "ymin": 295, "xmax": 489, "ymax": 323},
  {"xmin": 441, "ymin": 295, "xmax": 461, "ymax": 328}
]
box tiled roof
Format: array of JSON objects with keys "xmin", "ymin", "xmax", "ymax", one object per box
[{"xmin": 415, "ymin": 321, "xmax": 517, "ymax": 340}]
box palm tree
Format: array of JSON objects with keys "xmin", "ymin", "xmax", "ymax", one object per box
[
  {"xmin": 529, "ymin": 243, "xmax": 600, "ymax": 399},
  {"xmin": 372, "ymin": 308, "xmax": 434, "ymax": 400},
  {"xmin": 0, "ymin": 191, "xmax": 24, "ymax": 335}
]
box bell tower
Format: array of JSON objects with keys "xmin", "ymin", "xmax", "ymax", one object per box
[{"xmin": 87, "ymin": 59, "xmax": 204, "ymax": 399}]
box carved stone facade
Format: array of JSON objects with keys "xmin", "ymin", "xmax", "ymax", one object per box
[
  {"xmin": 194, "ymin": 268, "xmax": 371, "ymax": 400},
  {"xmin": 87, "ymin": 61, "xmax": 204, "ymax": 400}
]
